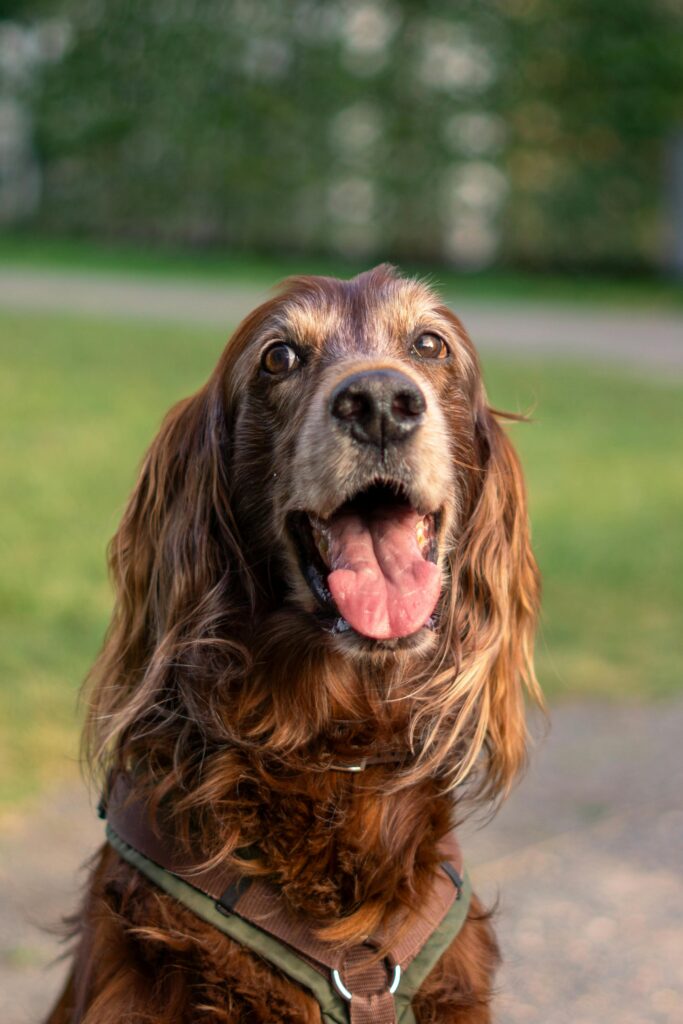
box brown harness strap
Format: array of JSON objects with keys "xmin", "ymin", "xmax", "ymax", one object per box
[
  {"xmin": 102, "ymin": 773, "xmax": 241, "ymax": 900},
  {"xmin": 342, "ymin": 944, "xmax": 397, "ymax": 1024},
  {"xmin": 103, "ymin": 773, "xmax": 465, "ymax": 1022}
]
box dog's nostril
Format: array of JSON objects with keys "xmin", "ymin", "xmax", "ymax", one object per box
[
  {"xmin": 392, "ymin": 389, "xmax": 426, "ymax": 420},
  {"xmin": 330, "ymin": 369, "xmax": 426, "ymax": 448},
  {"xmin": 332, "ymin": 391, "xmax": 371, "ymax": 423}
]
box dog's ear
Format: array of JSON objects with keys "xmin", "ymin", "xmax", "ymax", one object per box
[
  {"xmin": 111, "ymin": 374, "xmax": 248, "ymax": 650},
  {"xmin": 83, "ymin": 294, "xmax": 289, "ymax": 777},
  {"xmin": 84, "ymin": 358, "xmax": 253, "ymax": 774},
  {"xmin": 451, "ymin": 398, "xmax": 542, "ymax": 800}
]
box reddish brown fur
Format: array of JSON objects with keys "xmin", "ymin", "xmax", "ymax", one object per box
[{"xmin": 46, "ymin": 266, "xmax": 541, "ymax": 1023}]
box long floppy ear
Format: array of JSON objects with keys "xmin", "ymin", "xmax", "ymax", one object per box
[
  {"xmin": 452, "ymin": 398, "xmax": 542, "ymax": 801},
  {"xmin": 83, "ymin": 366, "xmax": 251, "ymax": 776}
]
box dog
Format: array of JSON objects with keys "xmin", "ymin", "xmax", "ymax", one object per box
[{"xmin": 47, "ymin": 265, "xmax": 540, "ymax": 1023}]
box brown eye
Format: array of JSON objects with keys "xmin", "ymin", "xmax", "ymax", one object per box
[
  {"xmin": 261, "ymin": 342, "xmax": 300, "ymax": 376},
  {"xmin": 411, "ymin": 333, "xmax": 449, "ymax": 360}
]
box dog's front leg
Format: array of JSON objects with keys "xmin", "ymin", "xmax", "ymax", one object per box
[
  {"xmin": 45, "ymin": 933, "xmax": 323, "ymax": 1024},
  {"xmin": 43, "ymin": 846, "xmax": 320, "ymax": 1024}
]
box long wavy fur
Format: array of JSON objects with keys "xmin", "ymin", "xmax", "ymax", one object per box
[{"xmin": 49, "ymin": 266, "xmax": 541, "ymax": 1022}]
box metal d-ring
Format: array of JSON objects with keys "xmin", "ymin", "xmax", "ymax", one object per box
[
  {"xmin": 331, "ymin": 970, "xmax": 353, "ymax": 1001},
  {"xmin": 389, "ymin": 964, "xmax": 401, "ymax": 994},
  {"xmin": 331, "ymin": 963, "xmax": 402, "ymax": 1001},
  {"xmin": 326, "ymin": 758, "xmax": 368, "ymax": 773}
]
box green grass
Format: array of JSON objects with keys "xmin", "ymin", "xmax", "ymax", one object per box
[
  {"xmin": 1, "ymin": 309, "xmax": 681, "ymax": 807},
  {"xmin": 487, "ymin": 362, "xmax": 683, "ymax": 705},
  {"xmin": 2, "ymin": 232, "xmax": 683, "ymax": 308}
]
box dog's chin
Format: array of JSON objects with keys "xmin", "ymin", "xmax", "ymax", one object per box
[{"xmin": 327, "ymin": 618, "xmax": 440, "ymax": 661}]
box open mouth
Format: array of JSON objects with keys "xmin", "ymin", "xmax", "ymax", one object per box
[{"xmin": 288, "ymin": 483, "xmax": 442, "ymax": 641}]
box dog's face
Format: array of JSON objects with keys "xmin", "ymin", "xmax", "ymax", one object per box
[{"xmin": 226, "ymin": 267, "xmax": 482, "ymax": 657}]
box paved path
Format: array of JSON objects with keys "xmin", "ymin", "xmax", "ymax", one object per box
[
  {"xmin": 1, "ymin": 267, "xmax": 681, "ymax": 372},
  {"xmin": 1, "ymin": 700, "xmax": 681, "ymax": 1024}
]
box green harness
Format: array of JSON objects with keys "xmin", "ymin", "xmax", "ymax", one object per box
[{"xmin": 104, "ymin": 775, "xmax": 472, "ymax": 1024}]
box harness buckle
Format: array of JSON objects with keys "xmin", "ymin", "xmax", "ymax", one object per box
[{"xmin": 331, "ymin": 963, "xmax": 401, "ymax": 1001}]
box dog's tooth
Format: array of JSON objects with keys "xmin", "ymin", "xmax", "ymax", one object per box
[
  {"xmin": 318, "ymin": 533, "xmax": 330, "ymax": 566},
  {"xmin": 311, "ymin": 521, "xmax": 331, "ymax": 567},
  {"xmin": 415, "ymin": 517, "xmax": 428, "ymax": 555},
  {"xmin": 415, "ymin": 515, "xmax": 436, "ymax": 557}
]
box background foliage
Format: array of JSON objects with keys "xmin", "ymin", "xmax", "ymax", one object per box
[
  {"xmin": 3, "ymin": 0, "xmax": 683, "ymax": 270},
  {"xmin": 1, "ymin": 2, "xmax": 682, "ymax": 810}
]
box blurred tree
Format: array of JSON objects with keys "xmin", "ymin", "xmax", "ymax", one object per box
[
  {"xmin": 500, "ymin": 0, "xmax": 683, "ymax": 270},
  {"xmin": 6, "ymin": 0, "xmax": 683, "ymax": 270}
]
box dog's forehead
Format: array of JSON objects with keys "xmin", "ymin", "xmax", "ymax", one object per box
[{"xmin": 278, "ymin": 274, "xmax": 448, "ymax": 356}]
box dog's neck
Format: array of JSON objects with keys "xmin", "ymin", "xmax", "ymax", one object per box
[
  {"xmin": 124, "ymin": 621, "xmax": 457, "ymax": 938},
  {"xmin": 195, "ymin": 745, "xmax": 455, "ymax": 940},
  {"xmin": 185, "ymin": 645, "xmax": 455, "ymax": 935}
]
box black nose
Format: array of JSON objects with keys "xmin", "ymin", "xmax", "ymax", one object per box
[{"xmin": 330, "ymin": 369, "xmax": 426, "ymax": 448}]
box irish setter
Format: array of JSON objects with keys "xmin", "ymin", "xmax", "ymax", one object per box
[{"xmin": 47, "ymin": 265, "xmax": 540, "ymax": 1023}]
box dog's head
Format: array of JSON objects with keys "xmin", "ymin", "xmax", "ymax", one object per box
[{"xmin": 90, "ymin": 266, "xmax": 540, "ymax": 799}]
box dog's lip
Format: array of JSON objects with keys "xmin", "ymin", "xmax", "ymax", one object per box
[
  {"xmin": 286, "ymin": 482, "xmax": 442, "ymax": 640},
  {"xmin": 327, "ymin": 613, "xmax": 440, "ymax": 646}
]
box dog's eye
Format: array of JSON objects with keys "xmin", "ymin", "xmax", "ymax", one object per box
[
  {"xmin": 261, "ymin": 343, "xmax": 300, "ymax": 376},
  {"xmin": 411, "ymin": 333, "xmax": 449, "ymax": 360}
]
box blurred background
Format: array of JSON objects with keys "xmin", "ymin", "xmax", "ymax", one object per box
[{"xmin": 0, "ymin": 2, "xmax": 682, "ymax": 1022}]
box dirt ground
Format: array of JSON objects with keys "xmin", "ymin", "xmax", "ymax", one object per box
[{"xmin": 1, "ymin": 699, "xmax": 682, "ymax": 1024}]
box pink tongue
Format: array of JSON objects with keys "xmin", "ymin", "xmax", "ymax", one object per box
[{"xmin": 325, "ymin": 506, "xmax": 441, "ymax": 640}]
